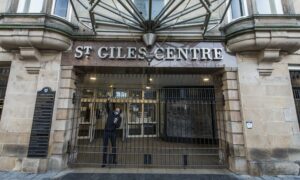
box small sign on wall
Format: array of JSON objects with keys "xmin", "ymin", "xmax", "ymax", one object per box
[{"xmin": 246, "ymin": 121, "xmax": 253, "ymax": 129}]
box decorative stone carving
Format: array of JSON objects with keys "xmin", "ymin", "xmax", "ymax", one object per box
[
  {"xmin": 0, "ymin": 29, "xmax": 71, "ymax": 51},
  {"xmin": 258, "ymin": 49, "xmax": 281, "ymax": 63},
  {"xmin": 256, "ymin": 49, "xmax": 280, "ymax": 76},
  {"xmin": 0, "ymin": 15, "xmax": 73, "ymax": 51},
  {"xmin": 25, "ymin": 66, "xmax": 41, "ymax": 74},
  {"xmin": 222, "ymin": 15, "xmax": 300, "ymax": 76},
  {"xmin": 18, "ymin": 47, "xmax": 41, "ymax": 61}
]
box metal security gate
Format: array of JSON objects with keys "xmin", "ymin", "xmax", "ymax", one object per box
[
  {"xmin": 293, "ymin": 88, "xmax": 300, "ymax": 125},
  {"xmin": 290, "ymin": 71, "xmax": 300, "ymax": 126},
  {"xmin": 68, "ymin": 87, "xmax": 227, "ymax": 168}
]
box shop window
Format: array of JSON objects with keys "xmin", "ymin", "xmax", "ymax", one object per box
[
  {"xmin": 255, "ymin": 0, "xmax": 283, "ymax": 14},
  {"xmin": 52, "ymin": 0, "xmax": 71, "ymax": 20},
  {"xmin": 17, "ymin": 0, "xmax": 44, "ymax": 13},
  {"xmin": 133, "ymin": 0, "xmax": 165, "ymax": 20},
  {"xmin": 228, "ymin": 0, "xmax": 248, "ymax": 21},
  {"xmin": 0, "ymin": 66, "xmax": 10, "ymax": 120}
]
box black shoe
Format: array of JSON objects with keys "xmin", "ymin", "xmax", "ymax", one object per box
[
  {"xmin": 113, "ymin": 161, "xmax": 117, "ymax": 165},
  {"xmin": 101, "ymin": 163, "xmax": 106, "ymax": 168}
]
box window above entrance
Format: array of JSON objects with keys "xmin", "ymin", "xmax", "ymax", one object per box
[
  {"xmin": 17, "ymin": 0, "xmax": 44, "ymax": 13},
  {"xmin": 228, "ymin": 0, "xmax": 248, "ymax": 21},
  {"xmin": 52, "ymin": 0, "xmax": 72, "ymax": 20},
  {"xmin": 255, "ymin": 0, "xmax": 283, "ymax": 14}
]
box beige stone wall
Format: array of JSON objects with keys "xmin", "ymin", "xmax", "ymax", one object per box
[
  {"xmin": 0, "ymin": 49, "xmax": 62, "ymax": 172},
  {"xmin": 48, "ymin": 66, "xmax": 76, "ymax": 171},
  {"xmin": 222, "ymin": 69, "xmax": 247, "ymax": 173},
  {"xmin": 236, "ymin": 52, "xmax": 300, "ymax": 175}
]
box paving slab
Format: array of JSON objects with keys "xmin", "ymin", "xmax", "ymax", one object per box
[{"xmin": 0, "ymin": 169, "xmax": 299, "ymax": 180}]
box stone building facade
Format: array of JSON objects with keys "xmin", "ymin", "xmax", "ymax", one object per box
[{"xmin": 0, "ymin": 0, "xmax": 299, "ymax": 176}]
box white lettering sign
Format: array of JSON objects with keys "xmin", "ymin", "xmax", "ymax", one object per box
[{"xmin": 74, "ymin": 46, "xmax": 224, "ymax": 61}]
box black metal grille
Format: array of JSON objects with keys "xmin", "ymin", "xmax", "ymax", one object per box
[
  {"xmin": 290, "ymin": 71, "xmax": 300, "ymax": 126},
  {"xmin": 68, "ymin": 87, "xmax": 227, "ymax": 168},
  {"xmin": 293, "ymin": 88, "xmax": 300, "ymax": 126},
  {"xmin": 0, "ymin": 66, "xmax": 10, "ymax": 119}
]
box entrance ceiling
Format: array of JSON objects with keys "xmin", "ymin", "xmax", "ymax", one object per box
[
  {"xmin": 81, "ymin": 73, "xmax": 215, "ymax": 88},
  {"xmin": 70, "ymin": 0, "xmax": 231, "ymax": 36}
]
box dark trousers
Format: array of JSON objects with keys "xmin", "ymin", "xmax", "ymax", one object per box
[{"xmin": 102, "ymin": 130, "xmax": 117, "ymax": 164}]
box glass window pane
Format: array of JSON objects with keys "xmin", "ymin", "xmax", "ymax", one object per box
[
  {"xmin": 129, "ymin": 104, "xmax": 142, "ymax": 123},
  {"xmin": 273, "ymin": 0, "xmax": 283, "ymax": 14},
  {"xmin": 152, "ymin": 0, "xmax": 164, "ymax": 19},
  {"xmin": 54, "ymin": 0, "xmax": 69, "ymax": 18},
  {"xmin": 17, "ymin": 0, "xmax": 26, "ymax": 13},
  {"xmin": 144, "ymin": 104, "xmax": 156, "ymax": 123},
  {"xmin": 134, "ymin": 0, "xmax": 164, "ymax": 20},
  {"xmin": 82, "ymin": 88, "xmax": 94, "ymax": 98},
  {"xmin": 114, "ymin": 90, "xmax": 128, "ymax": 98},
  {"xmin": 128, "ymin": 124, "xmax": 142, "ymax": 135},
  {"xmin": 144, "ymin": 90, "xmax": 156, "ymax": 99},
  {"xmin": 231, "ymin": 0, "xmax": 242, "ymax": 19},
  {"xmin": 256, "ymin": 0, "xmax": 272, "ymax": 14},
  {"xmin": 129, "ymin": 89, "xmax": 142, "ymax": 99},
  {"xmin": 240, "ymin": 0, "xmax": 246, "ymax": 16},
  {"xmin": 29, "ymin": 0, "xmax": 43, "ymax": 13},
  {"xmin": 144, "ymin": 124, "xmax": 156, "ymax": 135},
  {"xmin": 134, "ymin": 0, "xmax": 148, "ymax": 19}
]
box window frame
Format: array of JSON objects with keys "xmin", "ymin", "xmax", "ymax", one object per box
[
  {"xmin": 17, "ymin": 0, "xmax": 44, "ymax": 13},
  {"xmin": 51, "ymin": 0, "xmax": 72, "ymax": 21},
  {"xmin": 255, "ymin": 0, "xmax": 284, "ymax": 14},
  {"xmin": 227, "ymin": 0, "xmax": 249, "ymax": 22}
]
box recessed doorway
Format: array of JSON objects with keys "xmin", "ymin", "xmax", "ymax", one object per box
[{"xmin": 68, "ymin": 68, "xmax": 227, "ymax": 168}]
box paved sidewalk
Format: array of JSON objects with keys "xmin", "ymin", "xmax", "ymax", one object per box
[
  {"xmin": 0, "ymin": 169, "xmax": 299, "ymax": 180},
  {"xmin": 0, "ymin": 171, "xmax": 59, "ymax": 180}
]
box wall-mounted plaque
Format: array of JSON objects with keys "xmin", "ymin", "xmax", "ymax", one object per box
[{"xmin": 28, "ymin": 87, "xmax": 55, "ymax": 158}]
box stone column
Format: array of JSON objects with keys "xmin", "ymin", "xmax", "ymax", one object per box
[
  {"xmin": 48, "ymin": 66, "xmax": 76, "ymax": 171},
  {"xmin": 0, "ymin": 50, "xmax": 62, "ymax": 172},
  {"xmin": 222, "ymin": 68, "xmax": 247, "ymax": 173}
]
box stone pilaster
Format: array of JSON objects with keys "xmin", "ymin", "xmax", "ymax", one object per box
[
  {"xmin": 0, "ymin": 51, "xmax": 63, "ymax": 172},
  {"xmin": 48, "ymin": 66, "xmax": 76, "ymax": 171},
  {"xmin": 222, "ymin": 69, "xmax": 247, "ymax": 173}
]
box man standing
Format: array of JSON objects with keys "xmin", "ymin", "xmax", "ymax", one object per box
[{"xmin": 102, "ymin": 99, "xmax": 122, "ymax": 167}]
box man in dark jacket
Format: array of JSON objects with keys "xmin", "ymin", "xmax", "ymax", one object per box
[{"xmin": 102, "ymin": 100, "xmax": 122, "ymax": 167}]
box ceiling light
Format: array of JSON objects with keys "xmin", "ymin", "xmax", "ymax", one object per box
[
  {"xmin": 109, "ymin": 85, "xmax": 114, "ymax": 88},
  {"xmin": 203, "ymin": 78, "xmax": 209, "ymax": 82},
  {"xmin": 90, "ymin": 75, "xmax": 97, "ymax": 80},
  {"xmin": 149, "ymin": 78, "xmax": 153, "ymax": 82},
  {"xmin": 146, "ymin": 86, "xmax": 151, "ymax": 89}
]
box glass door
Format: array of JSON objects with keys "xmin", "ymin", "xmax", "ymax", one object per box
[
  {"xmin": 127, "ymin": 103, "xmax": 143, "ymax": 137},
  {"xmin": 143, "ymin": 103, "xmax": 157, "ymax": 136},
  {"xmin": 127, "ymin": 102, "xmax": 157, "ymax": 137}
]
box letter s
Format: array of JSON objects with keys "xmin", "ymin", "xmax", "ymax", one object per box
[
  {"xmin": 138, "ymin": 47, "xmax": 147, "ymax": 59},
  {"xmin": 75, "ymin": 46, "xmax": 84, "ymax": 59}
]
